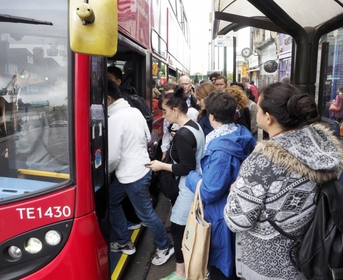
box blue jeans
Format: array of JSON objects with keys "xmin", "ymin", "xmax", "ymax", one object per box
[{"xmin": 109, "ymin": 170, "xmax": 171, "ymax": 250}]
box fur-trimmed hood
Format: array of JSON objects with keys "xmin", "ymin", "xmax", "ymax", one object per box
[{"xmin": 254, "ymin": 123, "xmax": 343, "ymax": 184}]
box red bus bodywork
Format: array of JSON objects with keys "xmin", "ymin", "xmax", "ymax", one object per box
[{"xmin": 0, "ymin": 54, "xmax": 108, "ymax": 280}]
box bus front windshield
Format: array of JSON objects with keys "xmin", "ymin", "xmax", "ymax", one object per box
[{"xmin": 0, "ymin": 1, "xmax": 70, "ymax": 200}]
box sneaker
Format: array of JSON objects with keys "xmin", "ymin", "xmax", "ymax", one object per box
[
  {"xmin": 110, "ymin": 241, "xmax": 136, "ymax": 255},
  {"xmin": 152, "ymin": 244, "xmax": 174, "ymax": 266},
  {"xmin": 159, "ymin": 272, "xmax": 186, "ymax": 280},
  {"xmin": 127, "ymin": 221, "xmax": 141, "ymax": 230}
]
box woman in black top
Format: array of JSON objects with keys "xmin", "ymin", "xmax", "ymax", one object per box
[{"xmin": 148, "ymin": 86, "xmax": 205, "ymax": 280}]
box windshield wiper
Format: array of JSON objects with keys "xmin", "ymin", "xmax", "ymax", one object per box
[{"xmin": 0, "ymin": 14, "xmax": 52, "ymax": 25}]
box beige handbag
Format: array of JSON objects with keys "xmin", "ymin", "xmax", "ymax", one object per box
[{"xmin": 182, "ymin": 179, "xmax": 211, "ymax": 280}]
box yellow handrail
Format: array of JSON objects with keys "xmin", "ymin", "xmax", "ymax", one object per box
[{"xmin": 17, "ymin": 169, "xmax": 70, "ymax": 179}]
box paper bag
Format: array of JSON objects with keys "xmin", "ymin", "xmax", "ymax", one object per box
[{"xmin": 182, "ymin": 180, "xmax": 211, "ymax": 280}]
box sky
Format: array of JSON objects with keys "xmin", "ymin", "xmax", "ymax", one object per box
[
  {"xmin": 184, "ymin": 1, "xmax": 250, "ymax": 75},
  {"xmin": 183, "ymin": 0, "xmax": 212, "ymax": 74}
]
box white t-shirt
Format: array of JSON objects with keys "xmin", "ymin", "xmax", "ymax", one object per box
[{"xmin": 108, "ymin": 98, "xmax": 151, "ymax": 183}]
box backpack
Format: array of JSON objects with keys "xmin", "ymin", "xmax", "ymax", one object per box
[
  {"xmin": 235, "ymin": 107, "xmax": 251, "ymax": 131},
  {"xmin": 120, "ymin": 85, "xmax": 153, "ymax": 131},
  {"xmin": 269, "ymin": 179, "xmax": 343, "ymax": 280}
]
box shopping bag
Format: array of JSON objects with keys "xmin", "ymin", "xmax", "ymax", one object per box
[
  {"xmin": 329, "ymin": 102, "xmax": 339, "ymax": 111},
  {"xmin": 340, "ymin": 122, "xmax": 343, "ymax": 137},
  {"xmin": 182, "ymin": 179, "xmax": 211, "ymax": 280}
]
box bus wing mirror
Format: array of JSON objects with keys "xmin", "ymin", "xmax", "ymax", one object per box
[{"xmin": 69, "ymin": 0, "xmax": 118, "ymax": 56}]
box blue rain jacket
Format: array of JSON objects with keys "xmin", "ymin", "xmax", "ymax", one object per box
[{"xmin": 186, "ymin": 124, "xmax": 255, "ymax": 277}]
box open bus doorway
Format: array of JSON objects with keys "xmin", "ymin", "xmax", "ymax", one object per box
[{"xmin": 91, "ymin": 43, "xmax": 162, "ymax": 278}]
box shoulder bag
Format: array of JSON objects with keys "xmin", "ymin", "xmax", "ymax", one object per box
[
  {"xmin": 158, "ymin": 142, "xmax": 179, "ymax": 203},
  {"xmin": 329, "ymin": 102, "xmax": 339, "ymax": 111},
  {"xmin": 158, "ymin": 126, "xmax": 196, "ymax": 204}
]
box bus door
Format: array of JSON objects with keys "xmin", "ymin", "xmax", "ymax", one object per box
[{"xmin": 90, "ymin": 56, "xmax": 108, "ymax": 223}]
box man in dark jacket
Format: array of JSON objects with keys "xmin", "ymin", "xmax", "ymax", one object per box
[{"xmin": 178, "ymin": 75, "xmax": 200, "ymax": 110}]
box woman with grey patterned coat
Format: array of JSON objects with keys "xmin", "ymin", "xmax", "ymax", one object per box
[{"xmin": 224, "ymin": 82, "xmax": 343, "ymax": 280}]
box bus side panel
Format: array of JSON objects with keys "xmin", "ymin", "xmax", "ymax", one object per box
[
  {"xmin": 21, "ymin": 212, "xmax": 108, "ymax": 280},
  {"xmin": 0, "ymin": 187, "xmax": 75, "ymax": 243}
]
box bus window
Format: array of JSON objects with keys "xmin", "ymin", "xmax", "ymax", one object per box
[
  {"xmin": 317, "ymin": 28, "xmax": 343, "ymax": 119},
  {"xmin": 152, "ymin": 58, "xmax": 167, "ymax": 87},
  {"xmin": 168, "ymin": 67, "xmax": 177, "ymax": 83},
  {"xmin": 0, "ymin": 2, "xmax": 71, "ymax": 199}
]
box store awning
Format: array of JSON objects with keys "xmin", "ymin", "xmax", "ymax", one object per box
[{"xmin": 212, "ymin": 0, "xmax": 343, "ymax": 39}]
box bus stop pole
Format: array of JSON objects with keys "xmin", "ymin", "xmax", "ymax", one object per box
[
  {"xmin": 233, "ymin": 36, "xmax": 236, "ymax": 83},
  {"xmin": 224, "ymin": 46, "xmax": 227, "ymax": 77}
]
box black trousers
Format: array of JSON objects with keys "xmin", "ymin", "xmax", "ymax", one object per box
[
  {"xmin": 170, "ymin": 222, "xmax": 185, "ymax": 263},
  {"xmin": 210, "ymin": 266, "xmax": 239, "ymax": 280}
]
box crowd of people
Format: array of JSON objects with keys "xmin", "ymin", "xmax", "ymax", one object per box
[{"xmin": 106, "ymin": 72, "xmax": 343, "ymax": 280}]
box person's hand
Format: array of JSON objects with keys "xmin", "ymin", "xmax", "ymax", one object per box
[
  {"xmin": 146, "ymin": 160, "xmax": 163, "ymax": 172},
  {"xmin": 230, "ymin": 182, "xmax": 235, "ymax": 190}
]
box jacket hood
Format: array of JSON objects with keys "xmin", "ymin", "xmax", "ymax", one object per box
[
  {"xmin": 254, "ymin": 123, "xmax": 343, "ymax": 184},
  {"xmin": 205, "ymin": 125, "xmax": 256, "ymax": 161}
]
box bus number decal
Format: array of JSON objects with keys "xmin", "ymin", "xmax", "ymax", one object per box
[{"xmin": 16, "ymin": 206, "xmax": 72, "ymax": 219}]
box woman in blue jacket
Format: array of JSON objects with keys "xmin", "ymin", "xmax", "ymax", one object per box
[{"xmin": 186, "ymin": 89, "xmax": 256, "ymax": 280}]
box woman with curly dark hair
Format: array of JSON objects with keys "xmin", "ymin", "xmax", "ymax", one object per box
[
  {"xmin": 225, "ymin": 86, "xmax": 251, "ymax": 131},
  {"xmin": 231, "ymin": 82, "xmax": 258, "ymax": 138}
]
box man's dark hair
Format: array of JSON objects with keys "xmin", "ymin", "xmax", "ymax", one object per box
[
  {"xmin": 108, "ymin": 66, "xmax": 122, "ymax": 81},
  {"xmin": 209, "ymin": 72, "xmax": 221, "ymax": 81},
  {"xmin": 108, "ymin": 80, "xmax": 122, "ymax": 100}
]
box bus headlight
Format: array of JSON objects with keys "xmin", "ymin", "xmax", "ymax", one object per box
[
  {"xmin": 24, "ymin": 237, "xmax": 42, "ymax": 254},
  {"xmin": 45, "ymin": 230, "xmax": 62, "ymax": 246},
  {"xmin": 8, "ymin": 246, "xmax": 22, "ymax": 260}
]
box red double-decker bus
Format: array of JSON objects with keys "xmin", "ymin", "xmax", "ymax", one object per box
[{"xmin": 0, "ymin": 0, "xmax": 190, "ymax": 279}]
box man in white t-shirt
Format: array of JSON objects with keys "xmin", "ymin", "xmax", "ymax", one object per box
[{"xmin": 107, "ymin": 80, "xmax": 174, "ymax": 265}]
